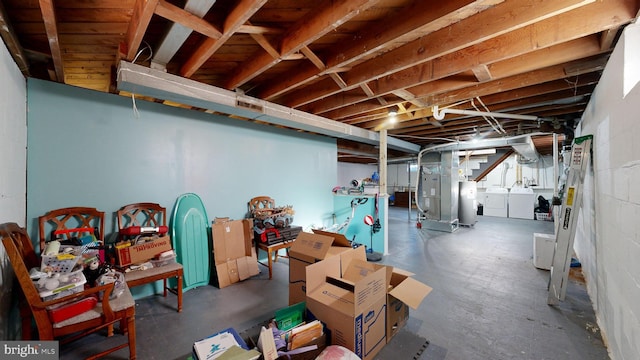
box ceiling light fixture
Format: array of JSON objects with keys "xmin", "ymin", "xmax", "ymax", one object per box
[{"xmin": 388, "ymin": 106, "xmax": 398, "ymax": 116}]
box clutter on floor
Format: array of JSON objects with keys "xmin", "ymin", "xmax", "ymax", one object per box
[{"xmin": 194, "ymin": 228, "xmax": 432, "ymax": 360}]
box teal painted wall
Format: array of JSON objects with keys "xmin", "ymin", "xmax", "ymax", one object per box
[
  {"xmin": 26, "ymin": 79, "xmax": 338, "ymax": 296},
  {"xmin": 333, "ymin": 194, "xmax": 386, "ymax": 254}
]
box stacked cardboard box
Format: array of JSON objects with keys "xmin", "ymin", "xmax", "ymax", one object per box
[
  {"xmin": 211, "ymin": 218, "xmax": 260, "ymax": 288},
  {"xmin": 305, "ymin": 246, "xmax": 388, "ymax": 360},
  {"xmin": 288, "ymin": 230, "xmax": 360, "ymax": 305},
  {"xmin": 298, "ymin": 231, "xmax": 432, "ymax": 359}
]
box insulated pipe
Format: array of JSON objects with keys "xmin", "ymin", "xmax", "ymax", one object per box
[{"xmin": 432, "ymin": 105, "xmax": 539, "ymax": 121}]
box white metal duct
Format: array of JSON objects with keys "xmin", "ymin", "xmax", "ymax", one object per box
[
  {"xmin": 116, "ymin": 61, "xmax": 421, "ymax": 154},
  {"xmin": 510, "ymin": 136, "xmax": 540, "ymax": 163}
]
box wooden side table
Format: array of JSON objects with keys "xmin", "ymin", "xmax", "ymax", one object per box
[{"xmin": 255, "ymin": 240, "xmax": 295, "ymax": 279}]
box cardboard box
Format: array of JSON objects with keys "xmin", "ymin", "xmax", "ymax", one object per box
[
  {"xmin": 288, "ymin": 230, "xmax": 359, "ymax": 305},
  {"xmin": 116, "ymin": 235, "xmax": 173, "ymax": 266},
  {"xmin": 305, "ymin": 246, "xmax": 389, "ymax": 360},
  {"xmin": 212, "ymin": 218, "xmax": 260, "ymax": 288},
  {"xmin": 386, "ymin": 268, "xmax": 432, "ymax": 341}
]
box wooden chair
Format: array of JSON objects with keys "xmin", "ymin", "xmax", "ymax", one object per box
[
  {"xmin": 27, "ymin": 207, "xmax": 106, "ymax": 341},
  {"xmin": 248, "ymin": 196, "xmax": 276, "ymax": 214},
  {"xmin": 116, "ymin": 203, "xmax": 183, "ymax": 312},
  {"xmin": 1, "ymin": 222, "xmax": 136, "ymax": 359},
  {"xmin": 38, "ymin": 207, "xmax": 105, "ymax": 256}
]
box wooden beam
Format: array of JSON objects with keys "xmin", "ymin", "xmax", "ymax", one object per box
[
  {"xmin": 224, "ymin": 0, "xmax": 381, "ymax": 89},
  {"xmin": 38, "ymin": 0, "xmax": 64, "ymax": 82},
  {"xmin": 299, "ymin": 46, "xmax": 325, "ymax": 71},
  {"xmin": 237, "ymin": 24, "xmax": 282, "ymax": 35},
  {"xmin": 0, "ymin": 1, "xmax": 30, "ymax": 74},
  {"xmin": 599, "ymin": 27, "xmax": 619, "ymax": 50},
  {"xmin": 312, "ymin": 36, "xmax": 603, "ymax": 119},
  {"xmin": 256, "ymin": 0, "xmax": 498, "ymax": 100},
  {"xmin": 181, "ymin": 0, "xmax": 267, "ymax": 78},
  {"xmin": 154, "ymin": 0, "xmax": 222, "ymax": 39},
  {"xmin": 423, "ymin": 57, "xmax": 608, "ymax": 106},
  {"xmin": 300, "ymin": 44, "xmax": 351, "ymax": 90},
  {"xmin": 250, "ymin": 31, "xmax": 279, "ymax": 59},
  {"xmin": 344, "ymin": 0, "xmax": 595, "ymax": 88},
  {"xmin": 125, "ymin": 0, "xmax": 159, "ymax": 61},
  {"xmin": 472, "ymin": 64, "xmax": 492, "ymax": 82},
  {"xmin": 279, "ymin": 0, "xmax": 619, "ymax": 109}
]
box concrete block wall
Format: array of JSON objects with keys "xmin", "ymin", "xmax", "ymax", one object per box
[
  {"xmin": 575, "ymin": 22, "xmax": 640, "ymax": 359},
  {"xmin": 0, "ymin": 39, "xmax": 27, "ymax": 340}
]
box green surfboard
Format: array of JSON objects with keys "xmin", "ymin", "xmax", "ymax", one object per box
[{"xmin": 171, "ymin": 193, "xmax": 210, "ymax": 292}]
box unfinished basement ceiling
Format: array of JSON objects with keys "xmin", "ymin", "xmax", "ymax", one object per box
[{"xmin": 1, "ymin": 0, "xmax": 637, "ymax": 163}]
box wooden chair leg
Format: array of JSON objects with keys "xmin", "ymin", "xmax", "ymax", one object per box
[
  {"xmin": 163, "ymin": 279, "xmax": 168, "ymax": 297},
  {"xmin": 267, "ymin": 248, "xmax": 273, "ymax": 279},
  {"xmin": 126, "ymin": 315, "xmax": 136, "ymax": 360},
  {"xmin": 20, "ymin": 306, "xmax": 33, "ymax": 340},
  {"xmin": 177, "ymin": 273, "xmax": 183, "ymax": 313}
]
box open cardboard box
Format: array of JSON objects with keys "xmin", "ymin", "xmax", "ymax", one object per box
[
  {"xmin": 288, "ymin": 229, "xmax": 360, "ymax": 305},
  {"xmin": 305, "ymin": 246, "xmax": 389, "ymax": 360},
  {"xmin": 304, "ymin": 245, "xmax": 433, "ymax": 358},
  {"xmin": 211, "ymin": 218, "xmax": 260, "ymax": 288},
  {"xmin": 386, "ymin": 268, "xmax": 432, "ymax": 341}
]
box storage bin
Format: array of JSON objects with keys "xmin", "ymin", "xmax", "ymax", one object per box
[
  {"xmin": 533, "ymin": 233, "xmax": 556, "ymax": 270},
  {"xmin": 36, "ymin": 268, "xmax": 87, "ymax": 301},
  {"xmin": 41, "ymin": 246, "xmax": 83, "ymax": 273},
  {"xmin": 535, "ymin": 212, "xmax": 552, "ymax": 221},
  {"xmin": 151, "ymin": 254, "xmax": 177, "ymax": 267}
]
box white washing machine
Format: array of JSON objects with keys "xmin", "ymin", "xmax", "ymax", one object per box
[
  {"xmin": 509, "ymin": 187, "xmax": 535, "ymax": 219},
  {"xmin": 483, "ymin": 188, "xmax": 508, "ymax": 217}
]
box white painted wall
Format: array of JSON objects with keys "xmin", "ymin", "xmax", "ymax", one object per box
[
  {"xmin": 337, "ymin": 162, "xmax": 418, "ymax": 195},
  {"xmin": 476, "ymin": 154, "xmax": 558, "ymax": 209},
  {"xmin": 476, "ymin": 155, "xmax": 557, "ymax": 191},
  {"xmin": 337, "ymin": 162, "xmax": 378, "ymax": 188},
  {"xmin": 574, "ymin": 23, "xmax": 640, "ymax": 360},
  {"xmin": 339, "ymin": 154, "xmax": 557, "ymax": 210},
  {"xmin": 0, "ymin": 40, "xmax": 27, "ymax": 340}
]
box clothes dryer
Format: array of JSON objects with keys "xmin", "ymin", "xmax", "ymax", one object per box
[
  {"xmin": 483, "ymin": 188, "xmax": 508, "ymax": 217},
  {"xmin": 509, "ymin": 187, "xmax": 535, "ymax": 219}
]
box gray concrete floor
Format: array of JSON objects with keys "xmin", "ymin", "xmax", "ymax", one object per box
[{"xmin": 61, "ymin": 207, "xmax": 609, "ymax": 359}]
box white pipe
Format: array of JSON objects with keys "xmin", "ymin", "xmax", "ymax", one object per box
[
  {"xmin": 432, "ymin": 105, "xmax": 539, "ymax": 121},
  {"xmin": 473, "ymin": 98, "xmax": 506, "ymax": 134}
]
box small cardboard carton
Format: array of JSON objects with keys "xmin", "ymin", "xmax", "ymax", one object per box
[
  {"xmin": 288, "ymin": 230, "xmax": 358, "ymax": 305},
  {"xmin": 386, "ymin": 268, "xmax": 432, "ymax": 341},
  {"xmin": 305, "ymin": 246, "xmax": 389, "ymax": 360},
  {"xmin": 116, "ymin": 235, "xmax": 173, "ymax": 266},
  {"xmin": 211, "ymin": 218, "xmax": 260, "ymax": 288}
]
